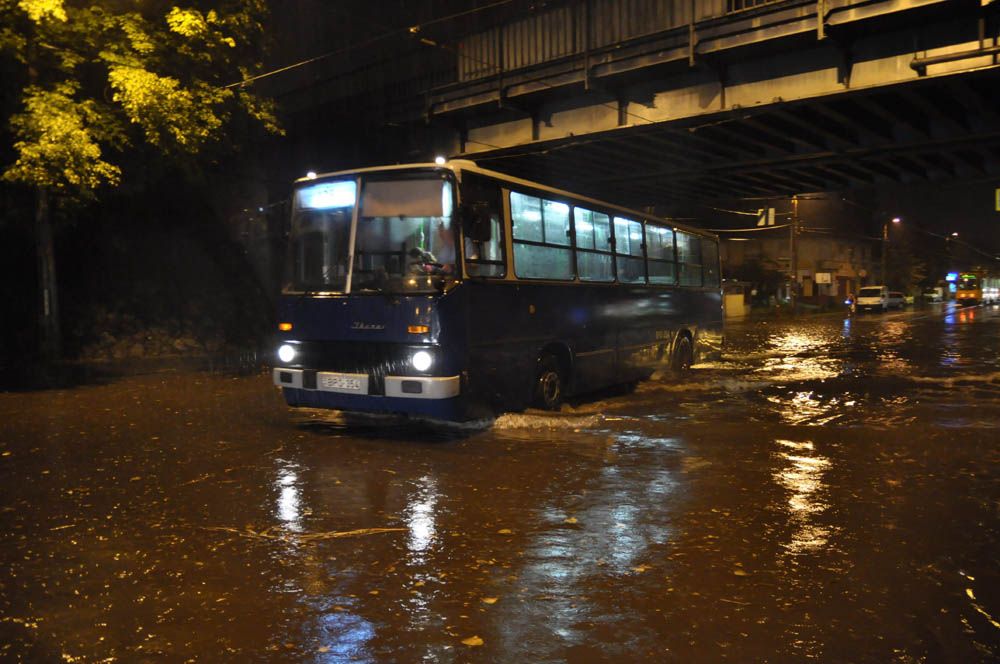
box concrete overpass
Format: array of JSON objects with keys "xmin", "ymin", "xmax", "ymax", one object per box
[{"xmin": 407, "ymin": 0, "xmax": 1000, "ymax": 207}]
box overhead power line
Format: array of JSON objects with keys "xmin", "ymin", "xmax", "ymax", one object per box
[
  {"xmin": 224, "ymin": 0, "xmax": 519, "ymax": 89},
  {"xmin": 707, "ymin": 224, "xmax": 791, "ymax": 232}
]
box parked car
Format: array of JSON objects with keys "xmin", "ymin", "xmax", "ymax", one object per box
[
  {"xmin": 923, "ymin": 287, "xmax": 943, "ymax": 302},
  {"xmin": 888, "ymin": 291, "xmax": 906, "ymax": 308},
  {"xmin": 856, "ymin": 285, "xmax": 889, "ymax": 311}
]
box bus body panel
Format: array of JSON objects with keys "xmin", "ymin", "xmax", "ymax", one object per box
[
  {"xmin": 277, "ymin": 294, "xmax": 443, "ymax": 345},
  {"xmin": 463, "ymin": 280, "xmax": 723, "ymax": 412},
  {"xmin": 280, "ymin": 385, "xmax": 465, "ymax": 420}
]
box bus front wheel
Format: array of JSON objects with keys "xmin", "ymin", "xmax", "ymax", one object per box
[
  {"xmin": 533, "ymin": 355, "xmax": 564, "ymax": 411},
  {"xmin": 672, "ymin": 336, "xmax": 693, "ymax": 372}
]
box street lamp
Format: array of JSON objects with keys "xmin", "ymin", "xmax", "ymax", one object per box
[{"xmin": 881, "ymin": 217, "xmax": 901, "ymax": 285}]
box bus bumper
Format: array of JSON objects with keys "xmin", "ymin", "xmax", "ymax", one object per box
[{"xmin": 273, "ymin": 368, "xmax": 463, "ymax": 418}]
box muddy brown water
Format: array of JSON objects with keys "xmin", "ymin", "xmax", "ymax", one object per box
[{"xmin": 1, "ymin": 303, "xmax": 998, "ymax": 662}]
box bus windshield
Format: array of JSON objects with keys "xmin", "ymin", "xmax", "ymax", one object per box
[
  {"xmin": 957, "ymin": 275, "xmax": 979, "ymax": 290},
  {"xmin": 285, "ymin": 174, "xmax": 456, "ymax": 294}
]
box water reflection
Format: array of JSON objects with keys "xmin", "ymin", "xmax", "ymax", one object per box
[
  {"xmin": 773, "ymin": 439, "xmax": 835, "ymax": 555},
  {"xmin": 275, "ymin": 463, "xmax": 303, "ymax": 533},
  {"xmin": 768, "ymin": 391, "xmax": 851, "ymax": 426},
  {"xmin": 405, "ymin": 475, "xmax": 439, "ymax": 562},
  {"xmin": 871, "ymin": 321, "xmax": 913, "ymax": 374},
  {"xmin": 756, "ymin": 329, "xmax": 841, "ymax": 381},
  {"xmin": 315, "ymin": 610, "xmax": 375, "ymax": 663},
  {"xmin": 495, "ymin": 434, "xmax": 681, "ymax": 652}
]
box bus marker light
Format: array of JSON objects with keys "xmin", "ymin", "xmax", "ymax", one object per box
[
  {"xmin": 279, "ymin": 322, "xmax": 293, "ymax": 331},
  {"xmin": 408, "ymin": 325, "xmax": 429, "ymax": 334}
]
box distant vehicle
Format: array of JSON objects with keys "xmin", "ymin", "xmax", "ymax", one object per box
[
  {"xmin": 922, "ymin": 287, "xmax": 943, "ymax": 302},
  {"xmin": 856, "ymin": 285, "xmax": 889, "ymax": 312},
  {"xmin": 956, "ymin": 272, "xmax": 1000, "ymax": 306},
  {"xmin": 888, "ymin": 291, "xmax": 906, "ymax": 308}
]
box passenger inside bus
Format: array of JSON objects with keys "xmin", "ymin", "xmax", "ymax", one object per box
[{"xmin": 433, "ymin": 220, "xmax": 455, "ymax": 272}]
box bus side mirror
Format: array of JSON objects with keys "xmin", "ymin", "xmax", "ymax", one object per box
[{"xmin": 460, "ymin": 202, "xmax": 492, "ymax": 242}]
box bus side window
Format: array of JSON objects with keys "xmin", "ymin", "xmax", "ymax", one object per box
[
  {"xmin": 613, "ymin": 216, "xmax": 646, "ymax": 284},
  {"xmin": 646, "ymin": 224, "xmax": 676, "ymax": 285},
  {"xmin": 575, "ymin": 207, "xmax": 614, "ymax": 282},
  {"xmin": 701, "ymin": 238, "xmax": 720, "ymax": 288},
  {"xmin": 511, "ymin": 192, "xmax": 573, "ymax": 280},
  {"xmin": 676, "ymin": 231, "xmax": 703, "ymax": 287},
  {"xmin": 461, "ymin": 174, "xmax": 505, "ymax": 278}
]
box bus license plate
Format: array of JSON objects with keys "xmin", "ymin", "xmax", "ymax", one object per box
[{"xmin": 322, "ymin": 375, "xmax": 363, "ymax": 392}]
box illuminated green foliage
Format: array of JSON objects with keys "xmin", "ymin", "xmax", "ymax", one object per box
[
  {"xmin": 5, "ymin": 82, "xmax": 121, "ymax": 192},
  {"xmin": 1, "ymin": 0, "xmax": 281, "ymax": 194}
]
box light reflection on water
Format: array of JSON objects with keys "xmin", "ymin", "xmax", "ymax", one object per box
[
  {"xmin": 773, "ymin": 439, "xmax": 835, "ymax": 555},
  {"xmin": 405, "ymin": 475, "xmax": 439, "ymax": 561},
  {"xmin": 315, "ymin": 611, "xmax": 375, "ymax": 663},
  {"xmin": 492, "ymin": 436, "xmax": 681, "ymax": 650},
  {"xmin": 275, "ymin": 463, "xmax": 303, "ymax": 533},
  {"xmin": 754, "ymin": 328, "xmax": 842, "ymax": 381}
]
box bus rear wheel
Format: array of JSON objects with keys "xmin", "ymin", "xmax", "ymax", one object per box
[
  {"xmin": 672, "ymin": 336, "xmax": 693, "ymax": 372},
  {"xmin": 533, "ymin": 355, "xmax": 564, "ymax": 411}
]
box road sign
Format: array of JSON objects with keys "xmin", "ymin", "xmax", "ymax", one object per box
[{"xmin": 756, "ymin": 207, "xmax": 775, "ymax": 226}]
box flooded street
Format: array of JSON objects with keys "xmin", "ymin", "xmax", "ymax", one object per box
[{"xmin": 1, "ymin": 303, "xmax": 998, "ymax": 662}]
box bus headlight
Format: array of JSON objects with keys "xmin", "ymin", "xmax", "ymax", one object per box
[
  {"xmin": 278, "ymin": 344, "xmax": 296, "ymax": 364},
  {"xmin": 411, "ymin": 350, "xmax": 433, "ymax": 372}
]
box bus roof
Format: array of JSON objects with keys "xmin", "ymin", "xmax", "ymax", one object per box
[{"xmin": 295, "ymin": 160, "xmax": 718, "ymax": 240}]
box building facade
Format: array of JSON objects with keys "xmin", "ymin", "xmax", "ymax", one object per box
[{"xmin": 722, "ymin": 235, "xmax": 875, "ymax": 306}]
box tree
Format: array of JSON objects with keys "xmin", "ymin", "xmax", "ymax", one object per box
[
  {"xmin": 0, "ymin": 0, "xmax": 281, "ymax": 362},
  {"xmin": 886, "ymin": 228, "xmax": 928, "ymax": 293}
]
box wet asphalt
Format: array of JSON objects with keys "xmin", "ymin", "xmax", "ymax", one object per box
[{"xmin": 1, "ymin": 302, "xmax": 998, "ymax": 662}]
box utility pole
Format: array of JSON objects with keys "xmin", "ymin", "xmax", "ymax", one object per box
[
  {"xmin": 881, "ymin": 217, "xmax": 901, "ymax": 286},
  {"xmin": 789, "ymin": 195, "xmax": 799, "ymax": 312},
  {"xmin": 881, "ymin": 221, "xmax": 888, "ymax": 286}
]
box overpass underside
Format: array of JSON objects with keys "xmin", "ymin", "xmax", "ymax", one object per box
[{"xmin": 427, "ymin": 0, "xmax": 1000, "ymax": 206}]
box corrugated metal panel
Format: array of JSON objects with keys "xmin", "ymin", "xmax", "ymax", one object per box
[
  {"xmin": 459, "ymin": 28, "xmax": 500, "ymax": 81},
  {"xmin": 695, "ymin": 0, "xmax": 730, "ymax": 20},
  {"xmin": 591, "ymin": 0, "xmax": 693, "ymax": 46},
  {"xmin": 726, "ymin": 0, "xmax": 785, "ymax": 13},
  {"xmin": 504, "ymin": 6, "xmax": 578, "ymax": 71},
  {"xmin": 457, "ymin": 0, "xmax": 746, "ymax": 82}
]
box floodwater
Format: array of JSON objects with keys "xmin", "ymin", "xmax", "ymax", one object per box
[{"xmin": 1, "ymin": 303, "xmax": 998, "ymax": 662}]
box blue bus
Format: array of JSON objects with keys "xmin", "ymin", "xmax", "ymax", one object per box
[{"xmin": 272, "ymin": 160, "xmax": 723, "ymax": 421}]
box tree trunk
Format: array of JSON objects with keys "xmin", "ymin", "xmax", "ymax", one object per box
[{"xmin": 35, "ymin": 187, "xmax": 61, "ymax": 362}]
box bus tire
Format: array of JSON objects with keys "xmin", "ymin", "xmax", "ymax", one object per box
[
  {"xmin": 671, "ymin": 335, "xmax": 693, "ymax": 372},
  {"xmin": 533, "ymin": 354, "xmax": 564, "ymax": 411}
]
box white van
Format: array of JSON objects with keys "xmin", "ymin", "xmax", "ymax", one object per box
[{"xmin": 856, "ymin": 285, "xmax": 889, "ymax": 312}]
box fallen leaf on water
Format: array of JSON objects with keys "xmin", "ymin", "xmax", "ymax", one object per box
[
  {"xmin": 482, "ymin": 597, "xmax": 498, "ymax": 605},
  {"xmin": 563, "ymin": 517, "xmax": 578, "ymax": 524},
  {"xmin": 318, "ymin": 646, "xmax": 330, "ymax": 653},
  {"xmin": 497, "ymin": 529, "xmax": 513, "ymax": 535},
  {"xmin": 414, "ymin": 581, "xmax": 425, "ymax": 587},
  {"xmin": 733, "ymin": 569, "xmax": 749, "ymax": 577},
  {"xmin": 461, "ymin": 636, "xmax": 484, "ymax": 647},
  {"xmin": 632, "ymin": 564, "xmax": 651, "ymax": 573}
]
